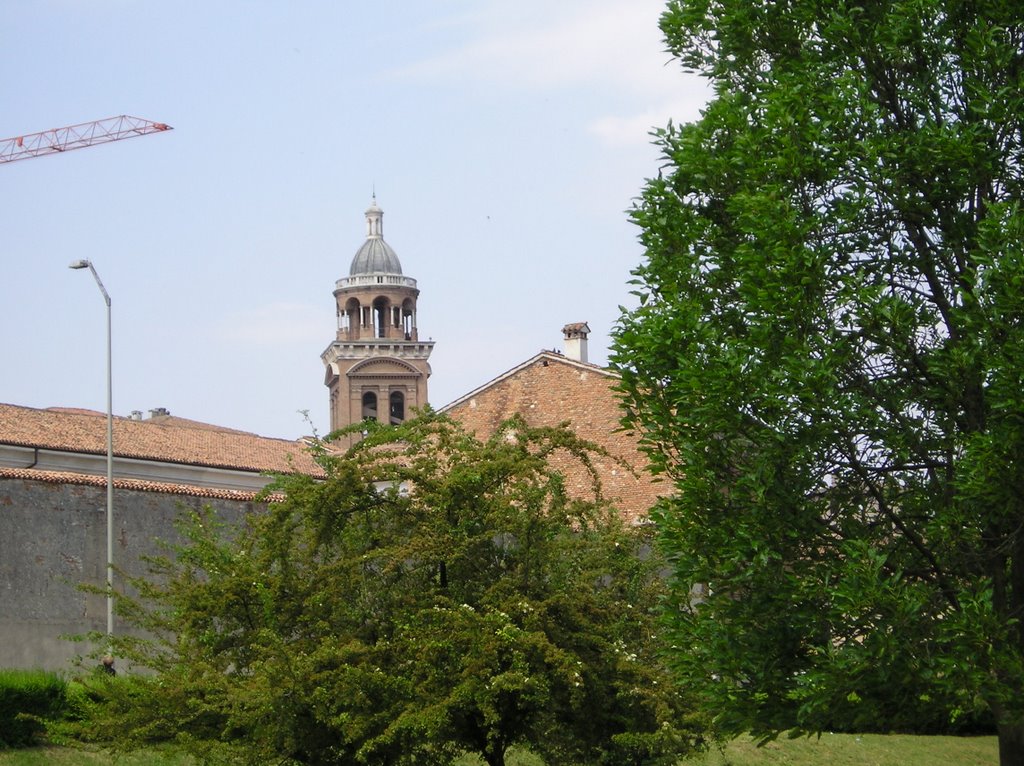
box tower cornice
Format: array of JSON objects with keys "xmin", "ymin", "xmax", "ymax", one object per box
[{"xmin": 321, "ymin": 340, "xmax": 436, "ymax": 365}]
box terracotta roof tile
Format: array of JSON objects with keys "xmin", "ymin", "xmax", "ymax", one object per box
[
  {"xmin": 0, "ymin": 403, "xmax": 323, "ymax": 477},
  {"xmin": 0, "ymin": 465, "xmax": 280, "ymax": 502}
]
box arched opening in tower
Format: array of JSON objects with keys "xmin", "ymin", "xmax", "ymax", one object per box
[
  {"xmin": 373, "ymin": 297, "xmax": 391, "ymax": 339},
  {"xmin": 402, "ymin": 298, "xmax": 416, "ymax": 340},
  {"xmin": 344, "ymin": 298, "xmax": 360, "ymax": 339},
  {"xmin": 362, "ymin": 391, "xmax": 378, "ymax": 421},
  {"xmin": 389, "ymin": 391, "xmax": 405, "ymax": 424}
]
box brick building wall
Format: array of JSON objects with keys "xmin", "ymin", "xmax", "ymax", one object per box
[{"xmin": 443, "ymin": 353, "xmax": 668, "ymax": 524}]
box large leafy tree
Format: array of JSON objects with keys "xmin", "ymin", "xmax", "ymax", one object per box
[
  {"xmin": 84, "ymin": 413, "xmax": 700, "ymax": 766},
  {"xmin": 612, "ymin": 0, "xmax": 1024, "ymax": 763}
]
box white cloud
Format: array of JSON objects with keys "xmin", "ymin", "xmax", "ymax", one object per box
[
  {"xmin": 394, "ymin": 0, "xmax": 681, "ymax": 99},
  {"xmin": 393, "ymin": 1, "xmax": 711, "ymax": 151},
  {"xmin": 588, "ymin": 93, "xmax": 710, "ymax": 147}
]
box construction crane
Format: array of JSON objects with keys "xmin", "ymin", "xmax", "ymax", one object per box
[{"xmin": 0, "ymin": 115, "xmax": 172, "ymax": 165}]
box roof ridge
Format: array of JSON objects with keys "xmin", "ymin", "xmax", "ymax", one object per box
[
  {"xmin": 438, "ymin": 351, "xmax": 618, "ymax": 413},
  {"xmin": 0, "ymin": 465, "xmax": 282, "ymax": 502}
]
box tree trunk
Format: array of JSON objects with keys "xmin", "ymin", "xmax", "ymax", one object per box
[
  {"xmin": 483, "ymin": 746, "xmax": 506, "ymax": 766},
  {"xmin": 999, "ymin": 528, "xmax": 1024, "ymax": 766},
  {"xmin": 999, "ymin": 720, "xmax": 1024, "ymax": 766}
]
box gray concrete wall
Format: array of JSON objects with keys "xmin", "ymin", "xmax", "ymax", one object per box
[{"xmin": 0, "ymin": 477, "xmax": 261, "ymax": 671}]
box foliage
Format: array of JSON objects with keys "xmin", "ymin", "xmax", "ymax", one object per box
[
  {"xmin": 0, "ymin": 669, "xmax": 67, "ymax": 748},
  {"xmin": 79, "ymin": 412, "xmax": 701, "ymax": 765},
  {"xmin": 612, "ymin": 0, "xmax": 1024, "ymax": 760}
]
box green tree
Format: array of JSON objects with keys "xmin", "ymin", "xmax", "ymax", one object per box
[
  {"xmin": 84, "ymin": 413, "xmax": 700, "ymax": 765},
  {"xmin": 612, "ymin": 1, "xmax": 1024, "ymax": 763}
]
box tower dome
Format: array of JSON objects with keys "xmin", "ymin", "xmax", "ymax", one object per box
[{"xmin": 349, "ymin": 196, "xmax": 403, "ymax": 275}]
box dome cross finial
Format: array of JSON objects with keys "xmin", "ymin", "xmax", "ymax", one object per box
[
  {"xmin": 365, "ymin": 195, "xmax": 383, "ymax": 238},
  {"xmin": 350, "ymin": 195, "xmax": 403, "ymax": 275}
]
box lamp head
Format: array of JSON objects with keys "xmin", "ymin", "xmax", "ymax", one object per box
[{"xmin": 68, "ymin": 259, "xmax": 90, "ymax": 270}]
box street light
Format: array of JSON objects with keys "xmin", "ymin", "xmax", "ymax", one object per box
[{"xmin": 69, "ymin": 259, "xmax": 114, "ymax": 639}]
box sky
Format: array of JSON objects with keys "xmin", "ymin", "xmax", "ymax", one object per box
[{"xmin": 3, "ymin": 0, "xmax": 709, "ymax": 440}]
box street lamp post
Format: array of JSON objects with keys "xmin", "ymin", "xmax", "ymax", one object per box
[{"xmin": 69, "ymin": 259, "xmax": 114, "ymax": 639}]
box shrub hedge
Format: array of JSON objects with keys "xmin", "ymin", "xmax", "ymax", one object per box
[{"xmin": 0, "ymin": 669, "xmax": 67, "ymax": 747}]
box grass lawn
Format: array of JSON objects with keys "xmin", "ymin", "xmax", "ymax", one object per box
[
  {"xmin": 0, "ymin": 734, "xmax": 997, "ymax": 765},
  {"xmin": 690, "ymin": 732, "xmax": 997, "ymax": 766},
  {"xmin": 0, "ymin": 746, "xmax": 194, "ymax": 765}
]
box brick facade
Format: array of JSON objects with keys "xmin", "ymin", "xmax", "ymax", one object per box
[{"xmin": 442, "ymin": 352, "xmax": 668, "ymax": 524}]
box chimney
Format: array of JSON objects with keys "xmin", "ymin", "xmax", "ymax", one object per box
[
  {"xmin": 148, "ymin": 407, "xmax": 170, "ymax": 418},
  {"xmin": 561, "ymin": 322, "xmax": 590, "ymax": 363},
  {"xmin": 130, "ymin": 410, "xmax": 143, "ymax": 421}
]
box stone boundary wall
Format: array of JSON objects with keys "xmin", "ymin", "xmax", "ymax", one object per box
[{"xmin": 0, "ymin": 475, "xmax": 263, "ymax": 671}]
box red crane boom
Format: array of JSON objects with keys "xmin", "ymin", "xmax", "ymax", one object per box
[{"xmin": 0, "ymin": 115, "xmax": 172, "ymax": 165}]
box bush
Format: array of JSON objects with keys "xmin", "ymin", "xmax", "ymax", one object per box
[
  {"xmin": 61, "ymin": 680, "xmax": 92, "ymax": 722},
  {"xmin": 0, "ymin": 669, "xmax": 67, "ymax": 747}
]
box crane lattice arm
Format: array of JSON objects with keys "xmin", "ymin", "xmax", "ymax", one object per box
[{"xmin": 0, "ymin": 115, "xmax": 172, "ymax": 165}]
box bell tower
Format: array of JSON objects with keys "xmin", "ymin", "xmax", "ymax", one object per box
[{"xmin": 322, "ymin": 196, "xmax": 434, "ymax": 441}]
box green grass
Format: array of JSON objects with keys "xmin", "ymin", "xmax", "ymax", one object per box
[
  {"xmin": 689, "ymin": 732, "xmax": 998, "ymax": 766},
  {"xmin": 0, "ymin": 746, "xmax": 194, "ymax": 765},
  {"xmin": 455, "ymin": 747, "xmax": 544, "ymax": 765},
  {"xmin": 0, "ymin": 734, "xmax": 997, "ymax": 765}
]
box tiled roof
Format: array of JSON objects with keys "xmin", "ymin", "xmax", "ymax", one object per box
[
  {"xmin": 0, "ymin": 403, "xmax": 323, "ymax": 477},
  {"xmin": 0, "ymin": 465, "xmax": 276, "ymax": 502},
  {"xmin": 441, "ymin": 352, "xmax": 669, "ymax": 524}
]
